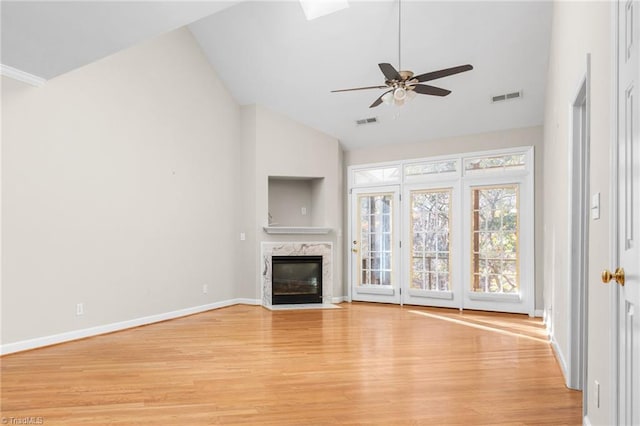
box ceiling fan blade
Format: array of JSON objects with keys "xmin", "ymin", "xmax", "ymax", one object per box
[
  {"xmin": 413, "ymin": 64, "xmax": 473, "ymax": 83},
  {"xmin": 378, "ymin": 63, "xmax": 402, "ymax": 81},
  {"xmin": 370, "ymin": 90, "xmax": 393, "ymax": 108},
  {"xmin": 412, "ymin": 84, "xmax": 451, "ymax": 96},
  {"xmin": 331, "ymin": 85, "xmax": 389, "ymax": 93}
]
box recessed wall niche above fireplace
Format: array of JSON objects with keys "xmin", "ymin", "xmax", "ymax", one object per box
[
  {"xmin": 261, "ymin": 242, "xmax": 333, "ymax": 306},
  {"xmin": 272, "ymin": 256, "xmax": 322, "ymax": 304}
]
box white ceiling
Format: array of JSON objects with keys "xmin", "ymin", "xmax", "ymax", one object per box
[
  {"xmin": 0, "ymin": 1, "xmax": 238, "ymax": 79},
  {"xmin": 1, "ymin": 1, "xmax": 552, "ymax": 151}
]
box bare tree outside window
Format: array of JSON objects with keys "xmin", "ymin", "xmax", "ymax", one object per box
[
  {"xmin": 471, "ymin": 185, "xmax": 519, "ymax": 294},
  {"xmin": 358, "ymin": 194, "xmax": 393, "ymax": 286},
  {"xmin": 410, "ymin": 189, "xmax": 451, "ymax": 291}
]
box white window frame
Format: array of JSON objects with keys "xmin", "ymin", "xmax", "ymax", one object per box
[{"xmin": 347, "ymin": 146, "xmax": 535, "ymax": 316}]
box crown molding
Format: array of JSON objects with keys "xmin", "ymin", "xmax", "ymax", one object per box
[{"xmin": 0, "ymin": 64, "xmax": 46, "ymax": 87}]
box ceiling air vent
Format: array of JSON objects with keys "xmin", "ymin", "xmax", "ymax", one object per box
[
  {"xmin": 491, "ymin": 91, "xmax": 522, "ymax": 103},
  {"xmin": 356, "ymin": 117, "xmax": 379, "ymax": 126}
]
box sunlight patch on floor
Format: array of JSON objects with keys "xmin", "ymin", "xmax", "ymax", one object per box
[{"xmin": 407, "ymin": 309, "xmax": 549, "ymax": 344}]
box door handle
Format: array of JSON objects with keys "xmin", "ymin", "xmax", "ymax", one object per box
[{"xmin": 601, "ymin": 267, "xmax": 625, "ymax": 286}]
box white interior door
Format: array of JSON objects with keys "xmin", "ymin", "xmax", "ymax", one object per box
[
  {"xmin": 616, "ymin": 1, "xmax": 640, "ymax": 422},
  {"xmin": 402, "ymin": 182, "xmax": 461, "ymax": 308},
  {"xmin": 350, "ymin": 186, "xmax": 401, "ymax": 304}
]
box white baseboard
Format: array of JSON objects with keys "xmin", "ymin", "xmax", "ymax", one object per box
[
  {"xmin": 234, "ymin": 298, "xmax": 262, "ymax": 305},
  {"xmin": 1, "ymin": 64, "xmax": 46, "ymax": 87},
  {"xmin": 550, "ymin": 334, "xmax": 569, "ymax": 385},
  {"xmin": 583, "ymin": 415, "xmax": 592, "ymax": 426},
  {"xmin": 331, "ymin": 296, "xmax": 346, "ymax": 303},
  {"xmin": 534, "ymin": 309, "xmax": 544, "ymax": 318},
  {"xmin": 1, "ymin": 298, "xmax": 261, "ymax": 356}
]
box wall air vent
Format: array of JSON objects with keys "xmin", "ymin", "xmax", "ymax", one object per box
[
  {"xmin": 356, "ymin": 117, "xmax": 379, "ymax": 126},
  {"xmin": 491, "ymin": 91, "xmax": 522, "ymax": 103}
]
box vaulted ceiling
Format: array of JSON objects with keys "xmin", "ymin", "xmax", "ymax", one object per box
[{"xmin": 1, "ymin": 1, "xmax": 552, "ymax": 150}]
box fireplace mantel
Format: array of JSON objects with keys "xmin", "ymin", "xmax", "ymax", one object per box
[{"xmin": 263, "ymin": 226, "xmax": 331, "ymax": 235}]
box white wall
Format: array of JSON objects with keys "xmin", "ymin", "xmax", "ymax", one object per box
[
  {"xmin": 345, "ymin": 126, "xmax": 544, "ymax": 310},
  {"xmin": 543, "ymin": 2, "xmax": 613, "ymax": 424},
  {"xmin": 1, "ymin": 28, "xmax": 242, "ymax": 345},
  {"xmin": 268, "ymin": 179, "xmax": 313, "ymax": 227},
  {"xmin": 237, "ymin": 105, "xmax": 344, "ymax": 301}
]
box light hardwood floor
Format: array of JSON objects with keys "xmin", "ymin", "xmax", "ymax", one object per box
[{"xmin": 1, "ymin": 303, "xmax": 581, "ymax": 425}]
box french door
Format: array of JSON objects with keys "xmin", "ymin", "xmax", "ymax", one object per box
[
  {"xmin": 350, "ymin": 186, "xmax": 400, "ymax": 304},
  {"xmin": 348, "ymin": 148, "xmax": 534, "ymax": 315}
]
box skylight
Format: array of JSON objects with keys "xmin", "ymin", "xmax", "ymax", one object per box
[{"xmin": 299, "ymin": 0, "xmax": 349, "ymax": 20}]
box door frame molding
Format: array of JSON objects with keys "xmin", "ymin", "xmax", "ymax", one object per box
[{"xmin": 566, "ymin": 58, "xmax": 590, "ymax": 397}]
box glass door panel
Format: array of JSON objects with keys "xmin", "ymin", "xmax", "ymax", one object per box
[
  {"xmin": 403, "ymin": 184, "xmax": 460, "ymax": 308},
  {"xmin": 351, "ymin": 186, "xmax": 400, "ymax": 304},
  {"xmin": 470, "ymin": 185, "xmax": 519, "ymax": 295}
]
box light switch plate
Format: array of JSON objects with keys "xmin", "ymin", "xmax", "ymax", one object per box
[{"xmin": 591, "ymin": 192, "xmax": 600, "ymax": 220}]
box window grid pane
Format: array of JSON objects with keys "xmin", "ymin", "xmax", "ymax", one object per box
[
  {"xmin": 464, "ymin": 154, "xmax": 526, "ymax": 174},
  {"xmin": 471, "ymin": 185, "xmax": 519, "ymax": 294},
  {"xmin": 354, "ymin": 167, "xmax": 401, "ymax": 185},
  {"xmin": 410, "ymin": 189, "xmax": 452, "ymax": 291},
  {"xmin": 405, "ymin": 160, "xmax": 457, "ymax": 179},
  {"xmin": 358, "ymin": 194, "xmax": 393, "ymax": 286}
]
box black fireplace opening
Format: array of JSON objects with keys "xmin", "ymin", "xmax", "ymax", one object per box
[{"xmin": 272, "ymin": 256, "xmax": 323, "ymax": 305}]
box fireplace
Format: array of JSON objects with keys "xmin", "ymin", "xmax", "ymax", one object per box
[{"xmin": 272, "ymin": 256, "xmax": 323, "ymax": 304}]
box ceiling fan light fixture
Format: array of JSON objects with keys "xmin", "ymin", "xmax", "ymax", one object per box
[
  {"xmin": 393, "ymin": 87, "xmax": 407, "ymax": 101},
  {"xmin": 382, "ymin": 91, "xmax": 394, "ymax": 105},
  {"xmin": 406, "ymin": 89, "xmax": 416, "ymax": 101}
]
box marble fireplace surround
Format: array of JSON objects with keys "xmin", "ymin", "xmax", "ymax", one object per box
[{"xmin": 261, "ymin": 242, "xmax": 333, "ymax": 306}]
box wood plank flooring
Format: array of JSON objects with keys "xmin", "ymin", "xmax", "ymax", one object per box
[{"xmin": 1, "ymin": 303, "xmax": 582, "ymax": 425}]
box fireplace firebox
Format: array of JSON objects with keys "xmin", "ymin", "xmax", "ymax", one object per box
[{"xmin": 272, "ymin": 256, "xmax": 323, "ymax": 304}]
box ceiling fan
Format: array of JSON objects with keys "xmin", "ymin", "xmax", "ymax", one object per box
[{"xmin": 331, "ymin": 0, "xmax": 473, "ymax": 108}]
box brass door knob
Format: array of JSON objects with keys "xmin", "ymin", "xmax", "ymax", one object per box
[{"xmin": 602, "ymin": 267, "xmax": 625, "ymax": 286}]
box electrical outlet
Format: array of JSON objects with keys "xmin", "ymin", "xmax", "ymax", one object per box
[
  {"xmin": 240, "ymin": 232, "xmax": 246, "ymax": 241},
  {"xmin": 301, "ymin": 207, "xmax": 307, "ymax": 215},
  {"xmin": 202, "ymin": 284, "xmax": 208, "ymax": 294},
  {"xmin": 76, "ymin": 303, "xmax": 84, "ymax": 316}
]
